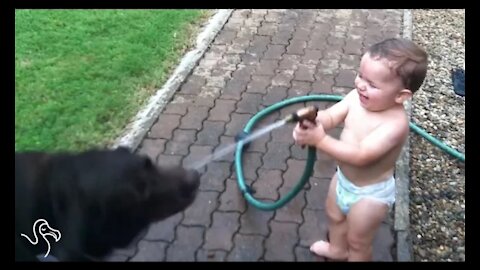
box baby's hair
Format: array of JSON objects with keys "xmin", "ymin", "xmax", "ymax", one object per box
[{"xmin": 367, "ymin": 38, "xmax": 428, "ymax": 93}]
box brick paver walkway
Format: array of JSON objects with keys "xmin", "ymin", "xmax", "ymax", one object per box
[{"xmin": 108, "ymin": 9, "xmax": 404, "ymax": 261}]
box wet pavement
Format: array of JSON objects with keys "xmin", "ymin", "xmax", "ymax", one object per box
[{"xmin": 109, "ymin": 9, "xmax": 404, "ymax": 261}]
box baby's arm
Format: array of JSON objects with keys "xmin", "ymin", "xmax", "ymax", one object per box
[
  {"xmin": 316, "ymin": 121, "xmax": 408, "ymax": 167},
  {"xmin": 315, "ymin": 90, "xmax": 354, "ymax": 130}
]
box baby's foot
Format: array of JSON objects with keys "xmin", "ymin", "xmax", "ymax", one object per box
[{"xmin": 310, "ymin": 241, "xmax": 348, "ymax": 261}]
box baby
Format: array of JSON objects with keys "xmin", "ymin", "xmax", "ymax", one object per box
[{"xmin": 293, "ymin": 38, "xmax": 428, "ymax": 261}]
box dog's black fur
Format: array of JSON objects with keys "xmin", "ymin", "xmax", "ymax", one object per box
[{"xmin": 15, "ymin": 147, "xmax": 200, "ymax": 261}]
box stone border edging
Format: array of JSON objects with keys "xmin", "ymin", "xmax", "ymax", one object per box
[
  {"xmin": 394, "ymin": 8, "xmax": 414, "ymax": 262},
  {"xmin": 112, "ymin": 9, "xmax": 234, "ymax": 151}
]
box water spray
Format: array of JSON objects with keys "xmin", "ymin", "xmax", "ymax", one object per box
[{"xmin": 190, "ymin": 106, "xmax": 319, "ymax": 171}]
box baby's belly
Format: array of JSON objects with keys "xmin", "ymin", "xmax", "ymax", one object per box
[{"xmin": 338, "ymin": 129, "xmax": 395, "ymax": 185}]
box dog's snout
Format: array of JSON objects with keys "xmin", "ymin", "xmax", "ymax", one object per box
[
  {"xmin": 187, "ymin": 169, "xmax": 200, "ymax": 189},
  {"xmin": 179, "ymin": 169, "xmax": 200, "ymax": 199}
]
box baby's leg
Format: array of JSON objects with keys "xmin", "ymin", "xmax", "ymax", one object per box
[
  {"xmin": 346, "ymin": 198, "xmax": 389, "ymax": 261},
  {"xmin": 310, "ymin": 174, "xmax": 348, "ymax": 260}
]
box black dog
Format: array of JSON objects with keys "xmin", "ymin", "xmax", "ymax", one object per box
[{"xmin": 15, "ymin": 147, "xmax": 200, "ymax": 261}]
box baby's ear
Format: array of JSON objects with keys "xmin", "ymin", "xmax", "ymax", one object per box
[{"xmin": 395, "ymin": 89, "xmax": 412, "ymax": 104}]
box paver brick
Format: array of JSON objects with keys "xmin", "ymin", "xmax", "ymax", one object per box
[
  {"xmin": 179, "ymin": 75, "xmax": 206, "ymax": 95},
  {"xmin": 262, "ymin": 86, "xmax": 288, "ymax": 106},
  {"xmin": 179, "ymin": 106, "xmax": 210, "ymax": 130},
  {"xmin": 299, "ymin": 208, "xmax": 328, "ymax": 247},
  {"xmin": 227, "ymin": 234, "xmax": 265, "ymax": 261},
  {"xmin": 312, "ymin": 74, "xmax": 335, "ymax": 94},
  {"xmin": 252, "ymin": 169, "xmax": 282, "ymax": 200},
  {"xmin": 271, "ymin": 32, "xmax": 291, "ymax": 45},
  {"xmin": 224, "ymin": 113, "xmax": 252, "ymax": 137},
  {"xmin": 204, "ymin": 212, "xmax": 240, "ymax": 250},
  {"xmin": 164, "ymin": 140, "xmax": 190, "ymax": 156},
  {"xmin": 166, "ymin": 225, "xmax": 204, "ymax": 261},
  {"xmin": 213, "ymin": 136, "xmax": 236, "ymax": 163},
  {"xmin": 208, "ymin": 99, "xmax": 236, "ymax": 122},
  {"xmin": 200, "ymin": 161, "xmax": 231, "ymax": 192},
  {"xmin": 271, "ymin": 69, "xmax": 294, "ymax": 87},
  {"xmin": 274, "ymin": 186, "xmax": 305, "ymax": 224},
  {"xmin": 264, "ymin": 221, "xmax": 298, "ymax": 261},
  {"xmin": 257, "ymin": 22, "xmax": 278, "ymax": 36},
  {"xmin": 294, "ymin": 64, "xmax": 316, "ymax": 82},
  {"xmin": 182, "ymin": 145, "xmax": 213, "ymax": 173},
  {"xmin": 196, "ymin": 249, "xmax": 228, "ymax": 262},
  {"xmin": 263, "ymin": 44, "xmax": 286, "ymax": 60},
  {"xmin": 286, "ymin": 39, "xmax": 306, "ymax": 55},
  {"xmin": 172, "ymin": 129, "xmax": 196, "ymax": 144},
  {"xmin": 295, "ymin": 246, "xmax": 320, "ymax": 261},
  {"xmin": 149, "ymin": 114, "xmax": 181, "ymax": 139},
  {"xmin": 163, "ymin": 94, "xmax": 194, "ymax": 115},
  {"xmin": 136, "ymin": 138, "xmax": 166, "ymax": 162},
  {"xmin": 156, "ymin": 154, "xmax": 183, "ymax": 168},
  {"xmin": 196, "ymin": 121, "xmax": 225, "ymax": 146},
  {"xmin": 278, "ymin": 54, "xmax": 300, "ymax": 70},
  {"xmin": 222, "ymin": 79, "xmax": 248, "ymax": 100},
  {"xmin": 237, "ymin": 93, "xmax": 263, "ymax": 114},
  {"xmin": 219, "ymin": 178, "xmax": 247, "ymax": 212},
  {"xmin": 305, "ymin": 177, "xmax": 330, "ymax": 210},
  {"xmin": 239, "ymin": 204, "xmax": 274, "ymax": 236},
  {"xmin": 130, "ymin": 240, "xmax": 167, "ymax": 262},
  {"xmin": 335, "ymin": 69, "xmax": 357, "ymax": 88},
  {"xmin": 239, "ymin": 152, "xmax": 263, "ymax": 181},
  {"xmin": 289, "ymin": 80, "xmax": 312, "ymax": 97},
  {"xmin": 255, "ymin": 59, "xmax": 279, "ymax": 76},
  {"xmin": 214, "ymin": 30, "xmax": 238, "ymax": 45},
  {"xmin": 263, "ymin": 142, "xmax": 290, "ymax": 170},
  {"xmin": 144, "ymin": 212, "xmax": 183, "ymax": 242},
  {"xmin": 246, "ymin": 75, "xmax": 272, "ymax": 94},
  {"xmin": 182, "ymin": 191, "xmax": 219, "ymax": 227}
]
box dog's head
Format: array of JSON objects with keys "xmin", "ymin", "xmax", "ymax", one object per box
[
  {"xmin": 36, "ymin": 147, "xmax": 200, "ymax": 259},
  {"xmin": 91, "ymin": 147, "xmax": 200, "ymax": 222}
]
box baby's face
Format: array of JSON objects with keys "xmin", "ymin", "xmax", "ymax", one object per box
[{"xmin": 354, "ymin": 53, "xmax": 406, "ymax": 111}]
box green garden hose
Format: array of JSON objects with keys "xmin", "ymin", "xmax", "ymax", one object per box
[{"xmin": 235, "ymin": 94, "xmax": 465, "ymax": 211}]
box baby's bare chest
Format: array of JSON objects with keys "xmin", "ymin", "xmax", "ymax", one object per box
[{"xmin": 342, "ymin": 106, "xmax": 386, "ymax": 142}]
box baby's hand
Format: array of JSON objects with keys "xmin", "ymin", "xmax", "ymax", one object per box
[{"xmin": 292, "ymin": 120, "xmax": 326, "ymax": 147}]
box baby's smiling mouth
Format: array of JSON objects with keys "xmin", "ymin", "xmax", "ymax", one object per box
[{"xmin": 358, "ymin": 92, "xmax": 369, "ymax": 100}]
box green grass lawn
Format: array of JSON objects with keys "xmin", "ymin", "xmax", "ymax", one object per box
[{"xmin": 15, "ymin": 9, "xmax": 209, "ymax": 151}]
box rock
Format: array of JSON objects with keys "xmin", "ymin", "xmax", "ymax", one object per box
[{"xmin": 409, "ymin": 9, "xmax": 465, "ymax": 262}]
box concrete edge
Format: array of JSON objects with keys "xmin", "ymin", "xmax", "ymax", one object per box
[
  {"xmin": 394, "ymin": 9, "xmax": 414, "ymax": 262},
  {"xmin": 111, "ymin": 9, "xmax": 234, "ymax": 151}
]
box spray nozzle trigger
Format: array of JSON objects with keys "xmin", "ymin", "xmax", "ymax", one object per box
[{"xmin": 285, "ymin": 105, "xmax": 319, "ymax": 126}]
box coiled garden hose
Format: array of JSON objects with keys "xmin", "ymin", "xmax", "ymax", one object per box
[{"xmin": 234, "ymin": 94, "xmax": 465, "ymax": 211}]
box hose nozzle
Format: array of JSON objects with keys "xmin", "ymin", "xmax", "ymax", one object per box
[
  {"xmin": 284, "ymin": 105, "xmax": 319, "ymax": 125},
  {"xmin": 285, "ymin": 105, "xmax": 319, "ymax": 149}
]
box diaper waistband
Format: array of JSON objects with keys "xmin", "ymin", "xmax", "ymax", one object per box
[{"xmin": 336, "ymin": 167, "xmax": 395, "ymax": 195}]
